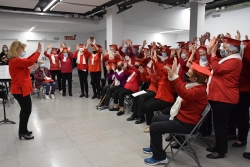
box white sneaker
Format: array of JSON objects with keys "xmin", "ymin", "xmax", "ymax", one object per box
[
  {"xmin": 143, "ymin": 127, "xmax": 150, "ymax": 133},
  {"xmin": 51, "ymin": 94, "xmax": 55, "ymax": 99},
  {"xmin": 59, "ymin": 90, "xmax": 62, "ymax": 94},
  {"xmin": 45, "ymin": 95, "xmax": 50, "ymax": 100}
]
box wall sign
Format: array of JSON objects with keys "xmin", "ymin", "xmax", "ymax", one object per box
[
  {"xmin": 64, "ymin": 35, "xmax": 76, "ymax": 40},
  {"xmin": 54, "ymin": 37, "xmax": 59, "ymax": 40}
]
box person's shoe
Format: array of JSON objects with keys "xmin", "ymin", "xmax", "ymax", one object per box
[
  {"xmin": 144, "ymin": 157, "xmax": 168, "ymax": 165},
  {"xmin": 117, "ymin": 111, "xmax": 124, "ymax": 116},
  {"xmin": 171, "ymin": 142, "xmax": 187, "ymax": 149},
  {"xmin": 243, "ymin": 152, "xmax": 250, "ymax": 160},
  {"xmin": 19, "ymin": 134, "xmax": 34, "ymax": 140},
  {"xmin": 45, "ymin": 95, "xmax": 50, "ymax": 100},
  {"xmin": 143, "ymin": 148, "xmax": 152, "ymax": 154},
  {"xmin": 85, "ymin": 94, "xmax": 89, "ymax": 98},
  {"xmin": 91, "ymin": 95, "xmax": 97, "ymax": 99},
  {"xmin": 27, "ymin": 131, "xmax": 33, "ymax": 135},
  {"xmin": 51, "ymin": 94, "xmax": 55, "ymax": 99},
  {"xmin": 228, "ymin": 135, "xmax": 237, "ymax": 140},
  {"xmin": 232, "ymin": 141, "xmax": 247, "ymax": 147},
  {"xmin": 79, "ymin": 94, "xmax": 85, "ymax": 98},
  {"xmin": 109, "ymin": 107, "xmax": 119, "ymax": 111},
  {"xmin": 206, "ymin": 146, "xmax": 216, "ymax": 152},
  {"xmin": 143, "ymin": 127, "xmax": 150, "ymax": 133},
  {"xmin": 59, "ymin": 90, "xmax": 62, "ymax": 94},
  {"xmin": 98, "ymin": 105, "xmax": 109, "ymax": 111},
  {"xmin": 165, "ymin": 134, "xmax": 173, "ymax": 142},
  {"xmin": 97, "ymin": 95, "xmax": 100, "ymax": 99},
  {"xmin": 69, "ymin": 93, "xmax": 72, "ymax": 96},
  {"xmin": 206, "ymin": 152, "xmax": 225, "ymax": 159},
  {"xmin": 127, "ymin": 114, "xmax": 138, "ymax": 121},
  {"xmin": 135, "ymin": 116, "xmax": 145, "ymax": 124}
]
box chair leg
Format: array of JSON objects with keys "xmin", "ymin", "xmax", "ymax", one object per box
[{"xmin": 197, "ymin": 132, "xmax": 212, "ymax": 148}]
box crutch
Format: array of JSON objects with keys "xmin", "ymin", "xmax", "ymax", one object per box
[{"xmin": 96, "ymin": 80, "xmax": 115, "ymax": 110}]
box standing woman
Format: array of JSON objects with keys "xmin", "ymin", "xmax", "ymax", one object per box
[
  {"xmin": 84, "ymin": 39, "xmax": 101, "ymax": 99},
  {"xmin": 0, "ymin": 45, "xmax": 9, "ymax": 65},
  {"xmin": 44, "ymin": 44, "xmax": 62, "ymax": 94},
  {"xmin": 206, "ymin": 37, "xmax": 242, "ymax": 159},
  {"xmin": 58, "ymin": 46, "xmax": 73, "ymax": 96},
  {"xmin": 8, "ymin": 41, "xmax": 41, "ymax": 140},
  {"xmin": 73, "ymin": 44, "xmax": 89, "ymax": 98}
]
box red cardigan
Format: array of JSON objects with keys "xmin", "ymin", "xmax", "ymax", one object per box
[
  {"xmin": 172, "ymin": 78, "xmax": 208, "ymax": 124},
  {"xmin": 208, "ymin": 57, "xmax": 242, "ymax": 104},
  {"xmin": 44, "ymin": 51, "xmax": 60, "ymax": 70},
  {"xmin": 124, "ymin": 66, "xmax": 141, "ymax": 92},
  {"xmin": 9, "ymin": 52, "xmax": 40, "ymax": 96},
  {"xmin": 34, "ymin": 67, "xmax": 52, "ymax": 88},
  {"xmin": 140, "ymin": 72, "xmax": 159, "ymax": 93},
  {"xmin": 58, "ymin": 52, "xmax": 73, "ymax": 73},
  {"xmin": 73, "ymin": 50, "xmax": 89, "ymax": 71},
  {"xmin": 84, "ymin": 49, "xmax": 101, "ymax": 72}
]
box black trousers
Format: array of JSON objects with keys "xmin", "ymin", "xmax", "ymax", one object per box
[
  {"xmin": 13, "ymin": 94, "xmax": 32, "ymax": 134},
  {"xmin": 141, "ymin": 82, "xmax": 150, "ymax": 91},
  {"xmin": 99, "ymin": 84, "xmax": 111, "ymax": 106},
  {"xmin": 108, "ymin": 70, "xmax": 114, "ymax": 85},
  {"xmin": 61, "ymin": 73, "xmax": 72, "ymax": 94},
  {"xmin": 150, "ymin": 115, "xmax": 195, "ymax": 160},
  {"xmin": 209, "ymin": 100, "xmax": 236, "ymax": 154},
  {"xmin": 90, "ymin": 72, "xmax": 101, "ymax": 96},
  {"xmin": 50, "ymin": 70, "xmax": 62, "ymax": 91},
  {"xmin": 145, "ymin": 98, "xmax": 174, "ymax": 125},
  {"xmin": 104, "ymin": 85, "xmax": 123, "ymax": 106},
  {"xmin": 77, "ymin": 70, "xmax": 88, "ymax": 95},
  {"xmin": 132, "ymin": 90, "xmax": 156, "ymax": 117},
  {"xmin": 101, "ymin": 66, "xmax": 107, "ymax": 92},
  {"xmin": 228, "ymin": 92, "xmax": 250, "ymax": 142},
  {"xmin": 113, "ymin": 88, "xmax": 133, "ymax": 107}
]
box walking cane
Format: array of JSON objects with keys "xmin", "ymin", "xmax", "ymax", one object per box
[{"xmin": 96, "ymin": 80, "xmax": 115, "ymax": 110}]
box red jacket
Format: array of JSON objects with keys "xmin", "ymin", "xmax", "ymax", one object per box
[
  {"xmin": 140, "ymin": 72, "xmax": 159, "ymax": 93},
  {"xmin": 73, "ymin": 50, "xmax": 89, "ymax": 71},
  {"xmin": 34, "ymin": 67, "xmax": 52, "ymax": 88},
  {"xmin": 124, "ymin": 66, "xmax": 141, "ymax": 92},
  {"xmin": 58, "ymin": 52, "xmax": 73, "ymax": 73},
  {"xmin": 102, "ymin": 54, "xmax": 121, "ymax": 69},
  {"xmin": 84, "ymin": 49, "xmax": 101, "ymax": 72},
  {"xmin": 9, "ymin": 52, "xmax": 40, "ymax": 96},
  {"xmin": 44, "ymin": 51, "xmax": 60, "ymax": 70},
  {"xmin": 154, "ymin": 61, "xmax": 175, "ymax": 103},
  {"xmin": 208, "ymin": 56, "xmax": 242, "ymax": 104},
  {"xmin": 171, "ymin": 77, "xmax": 208, "ymax": 124}
]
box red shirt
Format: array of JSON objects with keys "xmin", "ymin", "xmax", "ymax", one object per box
[
  {"xmin": 73, "ymin": 50, "xmax": 89, "ymax": 71},
  {"xmin": 44, "ymin": 51, "xmax": 60, "ymax": 70},
  {"xmin": 140, "ymin": 72, "xmax": 159, "ymax": 93},
  {"xmin": 171, "ymin": 78, "xmax": 208, "ymax": 124},
  {"xmin": 124, "ymin": 66, "xmax": 141, "ymax": 92},
  {"xmin": 9, "ymin": 52, "xmax": 40, "ymax": 96},
  {"xmin": 208, "ymin": 56, "xmax": 242, "ymax": 104},
  {"xmin": 85, "ymin": 49, "xmax": 101, "ymax": 72},
  {"xmin": 58, "ymin": 52, "xmax": 73, "ymax": 73}
]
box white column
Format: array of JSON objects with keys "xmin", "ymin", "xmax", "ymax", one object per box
[
  {"xmin": 106, "ymin": 7, "xmax": 124, "ymax": 48},
  {"xmin": 189, "ymin": 2, "xmax": 206, "ymax": 41}
]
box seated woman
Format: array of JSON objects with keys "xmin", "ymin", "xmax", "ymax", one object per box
[
  {"xmin": 34, "ymin": 60, "xmax": 56, "ymax": 100},
  {"xmin": 109, "ymin": 60, "xmax": 141, "ymax": 116},
  {"xmin": 98, "ymin": 61, "xmax": 128, "ymax": 110},
  {"xmin": 143, "ymin": 59, "xmax": 210, "ymax": 166}
]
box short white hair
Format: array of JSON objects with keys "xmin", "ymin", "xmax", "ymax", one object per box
[
  {"xmin": 37, "ymin": 60, "xmax": 44, "ymax": 65},
  {"xmin": 227, "ymin": 44, "xmax": 239, "ymax": 53}
]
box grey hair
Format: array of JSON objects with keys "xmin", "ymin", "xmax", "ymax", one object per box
[
  {"xmin": 227, "ymin": 44, "xmax": 239, "ymax": 53},
  {"xmin": 37, "ymin": 59, "xmax": 43, "ymax": 65}
]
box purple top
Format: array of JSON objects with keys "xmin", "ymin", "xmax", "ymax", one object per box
[{"xmin": 108, "ymin": 71, "xmax": 128, "ymax": 87}]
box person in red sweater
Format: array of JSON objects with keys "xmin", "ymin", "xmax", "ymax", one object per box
[
  {"xmin": 206, "ymin": 37, "xmax": 242, "ymax": 159},
  {"xmin": 177, "ymin": 48, "xmax": 189, "ymax": 82},
  {"xmin": 84, "ymin": 39, "xmax": 102, "ymax": 99},
  {"xmin": 73, "ymin": 44, "xmax": 89, "ymax": 98},
  {"xmin": 143, "ymin": 59, "xmax": 210, "ymax": 166},
  {"xmin": 8, "ymin": 41, "xmax": 42, "ymax": 140},
  {"xmin": 109, "ymin": 60, "xmax": 142, "ymax": 116},
  {"xmin": 44, "ymin": 44, "xmax": 62, "ymax": 94},
  {"xmin": 58, "ymin": 46, "xmax": 73, "ymax": 96}
]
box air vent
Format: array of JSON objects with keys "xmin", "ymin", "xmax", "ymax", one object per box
[{"xmin": 212, "ymin": 14, "xmax": 221, "ymax": 18}]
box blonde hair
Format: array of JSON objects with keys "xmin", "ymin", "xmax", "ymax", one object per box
[{"xmin": 8, "ymin": 41, "xmax": 27, "ymax": 59}]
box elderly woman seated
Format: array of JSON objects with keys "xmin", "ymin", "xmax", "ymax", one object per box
[
  {"xmin": 143, "ymin": 59, "xmax": 211, "ymax": 165},
  {"xmin": 34, "ymin": 60, "xmax": 56, "ymax": 99}
]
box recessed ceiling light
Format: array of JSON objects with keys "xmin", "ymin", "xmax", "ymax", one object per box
[{"xmin": 160, "ymin": 30, "xmax": 184, "ymax": 33}]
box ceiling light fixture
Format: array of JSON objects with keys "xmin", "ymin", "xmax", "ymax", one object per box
[
  {"xmin": 43, "ymin": 0, "xmax": 57, "ymax": 12},
  {"xmin": 117, "ymin": 4, "xmax": 132, "ymax": 14},
  {"xmin": 28, "ymin": 26, "xmax": 36, "ymax": 32},
  {"xmin": 160, "ymin": 30, "xmax": 184, "ymax": 33}
]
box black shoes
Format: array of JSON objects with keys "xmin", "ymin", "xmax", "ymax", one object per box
[
  {"xmin": 127, "ymin": 114, "xmax": 138, "ymax": 121},
  {"xmin": 165, "ymin": 134, "xmax": 173, "ymax": 142},
  {"xmin": 232, "ymin": 141, "xmax": 247, "ymax": 147},
  {"xmin": 79, "ymin": 94, "xmax": 85, "ymax": 98},
  {"xmin": 243, "ymin": 152, "xmax": 250, "ymax": 160},
  {"xmin": 69, "ymin": 93, "xmax": 72, "ymax": 96},
  {"xmin": 135, "ymin": 116, "xmax": 145, "ymax": 124},
  {"xmin": 117, "ymin": 111, "xmax": 124, "ymax": 116},
  {"xmin": 91, "ymin": 95, "xmax": 97, "ymax": 99},
  {"xmin": 109, "ymin": 107, "xmax": 119, "ymax": 111},
  {"xmin": 27, "ymin": 131, "xmax": 33, "ymax": 135},
  {"xmin": 85, "ymin": 94, "xmax": 89, "ymax": 98},
  {"xmin": 206, "ymin": 152, "xmax": 225, "ymax": 159},
  {"xmin": 206, "ymin": 146, "xmax": 216, "ymax": 152},
  {"xmin": 19, "ymin": 133, "xmax": 34, "ymax": 140}
]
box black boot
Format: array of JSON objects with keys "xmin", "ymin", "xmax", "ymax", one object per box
[
  {"xmin": 91, "ymin": 95, "xmax": 97, "ymax": 99},
  {"xmin": 19, "ymin": 133, "xmax": 34, "ymax": 140},
  {"xmin": 135, "ymin": 116, "xmax": 145, "ymax": 124},
  {"xmin": 127, "ymin": 114, "xmax": 138, "ymax": 121}
]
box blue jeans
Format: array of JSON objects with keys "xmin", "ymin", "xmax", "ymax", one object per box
[{"xmin": 41, "ymin": 82, "xmax": 56, "ymax": 95}]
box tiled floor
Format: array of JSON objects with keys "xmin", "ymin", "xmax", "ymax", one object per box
[{"xmin": 0, "ymin": 70, "xmax": 250, "ymax": 167}]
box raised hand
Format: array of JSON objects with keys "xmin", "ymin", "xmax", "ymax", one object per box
[
  {"xmin": 191, "ymin": 44, "xmax": 197, "ymax": 54},
  {"xmin": 47, "ymin": 44, "xmax": 50, "ymax": 49},
  {"xmin": 199, "ymin": 33, "xmax": 207, "ymax": 45},
  {"xmin": 207, "ymin": 36, "xmax": 216, "ymax": 50},
  {"xmin": 138, "ymin": 66, "xmax": 144, "ymax": 73},
  {"xmin": 87, "ymin": 39, "xmax": 91, "ymax": 45},
  {"xmin": 153, "ymin": 54, "xmax": 158, "ymax": 62},
  {"xmin": 177, "ymin": 48, "xmax": 181, "ymax": 56},
  {"xmin": 146, "ymin": 68, "xmax": 151, "ymax": 75},
  {"xmin": 143, "ymin": 40, "xmax": 147, "ymax": 46},
  {"xmin": 225, "ymin": 33, "xmax": 231, "ymax": 38},
  {"xmin": 157, "ymin": 42, "xmax": 162, "ymax": 47},
  {"xmin": 128, "ymin": 58, "xmax": 132, "ymax": 66},
  {"xmin": 61, "ymin": 42, "xmax": 65, "ymax": 48},
  {"xmin": 121, "ymin": 40, "xmax": 125, "ymax": 46},
  {"xmin": 124, "ymin": 39, "xmax": 128, "ymax": 45},
  {"xmin": 106, "ymin": 65, "xmax": 110, "ymax": 71},
  {"xmin": 104, "ymin": 49, "xmax": 109, "ymax": 55},
  {"xmin": 92, "ymin": 39, "xmax": 96, "ymax": 45},
  {"xmin": 37, "ymin": 42, "xmax": 42, "ymax": 52},
  {"xmin": 235, "ymin": 30, "xmax": 241, "ymax": 40},
  {"xmin": 112, "ymin": 64, "xmax": 115, "ymax": 71},
  {"xmin": 76, "ymin": 44, "xmax": 79, "ymax": 50},
  {"xmin": 206, "ymin": 32, "xmax": 211, "ymax": 41},
  {"xmin": 170, "ymin": 49, "xmax": 176, "ymax": 57},
  {"xmin": 211, "ymin": 41, "xmax": 218, "ymax": 57},
  {"xmin": 192, "ymin": 37, "xmax": 197, "ymax": 43},
  {"xmin": 60, "ymin": 47, "xmax": 63, "ymax": 52},
  {"xmin": 67, "ymin": 45, "xmax": 71, "ymax": 52},
  {"xmin": 123, "ymin": 61, "xmax": 128, "ymax": 69},
  {"xmin": 246, "ymin": 35, "xmax": 249, "ymax": 40}
]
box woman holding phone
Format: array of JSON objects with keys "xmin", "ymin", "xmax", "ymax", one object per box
[{"xmin": 8, "ymin": 41, "xmax": 41, "ymax": 140}]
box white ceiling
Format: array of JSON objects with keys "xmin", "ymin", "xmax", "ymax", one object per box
[{"xmin": 0, "ymin": 0, "xmax": 39, "ymax": 9}]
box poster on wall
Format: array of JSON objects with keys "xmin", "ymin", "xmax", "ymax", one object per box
[{"xmin": 64, "ymin": 35, "xmax": 76, "ymax": 40}]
